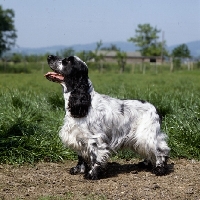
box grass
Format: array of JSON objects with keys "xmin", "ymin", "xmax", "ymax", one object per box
[
  {"xmin": 38, "ymin": 193, "xmax": 107, "ymax": 200},
  {"xmin": 0, "ymin": 62, "xmax": 200, "ymax": 164},
  {"xmin": 0, "ymin": 90, "xmax": 76, "ymax": 164}
]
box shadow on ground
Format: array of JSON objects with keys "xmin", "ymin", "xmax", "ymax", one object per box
[{"xmin": 98, "ymin": 161, "xmax": 174, "ymax": 179}]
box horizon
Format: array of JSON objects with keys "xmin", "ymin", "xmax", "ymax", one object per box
[
  {"xmin": 13, "ymin": 39, "xmax": 200, "ymax": 50},
  {"xmin": 9, "ymin": 40, "xmax": 199, "ymax": 58}
]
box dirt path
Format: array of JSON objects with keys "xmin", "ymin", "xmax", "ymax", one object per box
[{"xmin": 0, "ymin": 159, "xmax": 200, "ymax": 200}]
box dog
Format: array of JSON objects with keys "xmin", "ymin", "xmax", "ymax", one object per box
[{"xmin": 45, "ymin": 55, "xmax": 170, "ymax": 180}]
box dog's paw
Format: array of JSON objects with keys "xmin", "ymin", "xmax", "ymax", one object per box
[
  {"xmin": 70, "ymin": 163, "xmax": 88, "ymax": 175},
  {"xmin": 70, "ymin": 166, "xmax": 80, "ymax": 175},
  {"xmin": 138, "ymin": 160, "xmax": 153, "ymax": 170},
  {"xmin": 84, "ymin": 165, "xmax": 104, "ymax": 180},
  {"xmin": 153, "ymin": 166, "xmax": 168, "ymax": 176},
  {"xmin": 85, "ymin": 170, "xmax": 99, "ymax": 180}
]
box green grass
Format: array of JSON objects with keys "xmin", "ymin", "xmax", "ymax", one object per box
[{"xmin": 0, "ymin": 63, "xmax": 200, "ymax": 164}]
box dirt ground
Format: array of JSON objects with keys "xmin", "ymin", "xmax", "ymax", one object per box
[{"xmin": 0, "ymin": 158, "xmax": 200, "ymax": 200}]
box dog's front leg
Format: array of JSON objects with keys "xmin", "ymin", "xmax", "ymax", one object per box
[
  {"xmin": 85, "ymin": 162, "xmax": 102, "ymax": 180},
  {"xmin": 70, "ymin": 155, "xmax": 89, "ymax": 175},
  {"xmin": 85, "ymin": 142, "xmax": 107, "ymax": 180}
]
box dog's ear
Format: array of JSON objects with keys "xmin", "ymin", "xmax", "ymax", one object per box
[
  {"xmin": 66, "ymin": 56, "xmax": 91, "ymax": 118},
  {"xmin": 68, "ymin": 77, "xmax": 91, "ymax": 118}
]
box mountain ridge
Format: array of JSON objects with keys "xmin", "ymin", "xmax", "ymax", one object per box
[{"xmin": 11, "ymin": 40, "xmax": 200, "ymax": 57}]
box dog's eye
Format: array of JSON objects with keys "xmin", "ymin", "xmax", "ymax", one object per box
[{"xmin": 62, "ymin": 59, "xmax": 69, "ymax": 65}]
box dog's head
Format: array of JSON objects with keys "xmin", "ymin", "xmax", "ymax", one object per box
[
  {"xmin": 45, "ymin": 55, "xmax": 91, "ymax": 118},
  {"xmin": 46, "ymin": 55, "xmax": 88, "ymax": 90}
]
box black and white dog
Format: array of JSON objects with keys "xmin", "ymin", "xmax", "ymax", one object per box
[{"xmin": 45, "ymin": 55, "xmax": 170, "ymax": 180}]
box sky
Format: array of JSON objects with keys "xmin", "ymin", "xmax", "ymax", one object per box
[{"xmin": 1, "ymin": 0, "xmax": 200, "ymax": 48}]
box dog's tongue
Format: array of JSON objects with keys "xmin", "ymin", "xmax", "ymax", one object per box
[{"xmin": 44, "ymin": 72, "xmax": 64, "ymax": 83}]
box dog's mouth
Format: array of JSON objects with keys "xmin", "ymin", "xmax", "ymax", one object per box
[
  {"xmin": 45, "ymin": 55, "xmax": 64, "ymax": 83},
  {"xmin": 44, "ymin": 72, "xmax": 64, "ymax": 83}
]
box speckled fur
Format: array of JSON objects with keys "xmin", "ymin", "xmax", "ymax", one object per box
[{"xmin": 47, "ymin": 55, "xmax": 170, "ymax": 179}]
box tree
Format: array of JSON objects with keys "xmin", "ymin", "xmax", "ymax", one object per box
[
  {"xmin": 171, "ymin": 44, "xmax": 191, "ymax": 59},
  {"xmin": 76, "ymin": 50, "xmax": 93, "ymax": 62},
  {"xmin": 59, "ymin": 47, "xmax": 75, "ymax": 58},
  {"xmin": 128, "ymin": 23, "xmax": 167, "ymax": 56},
  {"xmin": 0, "ymin": 6, "xmax": 17, "ymax": 57},
  {"xmin": 115, "ymin": 50, "xmax": 127, "ymax": 73},
  {"xmin": 92, "ymin": 40, "xmax": 104, "ymax": 72},
  {"xmin": 171, "ymin": 44, "xmax": 191, "ymax": 70},
  {"xmin": 101, "ymin": 44, "xmax": 119, "ymax": 51}
]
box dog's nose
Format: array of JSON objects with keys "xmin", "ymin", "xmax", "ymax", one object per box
[
  {"xmin": 47, "ymin": 55, "xmax": 53, "ymax": 60},
  {"xmin": 47, "ymin": 55, "xmax": 56, "ymax": 62}
]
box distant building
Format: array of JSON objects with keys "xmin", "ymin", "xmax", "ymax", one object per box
[{"xmin": 95, "ymin": 51, "xmax": 164, "ymax": 64}]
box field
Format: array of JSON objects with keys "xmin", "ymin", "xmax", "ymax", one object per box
[{"xmin": 0, "ymin": 62, "xmax": 200, "ymax": 199}]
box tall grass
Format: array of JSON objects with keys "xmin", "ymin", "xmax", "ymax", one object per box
[
  {"xmin": 0, "ymin": 64, "xmax": 200, "ymax": 164},
  {"xmin": 0, "ymin": 89, "xmax": 76, "ymax": 164}
]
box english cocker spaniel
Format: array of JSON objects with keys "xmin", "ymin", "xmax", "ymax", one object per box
[{"xmin": 45, "ymin": 55, "xmax": 170, "ymax": 180}]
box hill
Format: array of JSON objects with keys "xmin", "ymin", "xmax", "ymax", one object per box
[
  {"xmin": 168, "ymin": 40, "xmax": 200, "ymax": 58},
  {"xmin": 10, "ymin": 40, "xmax": 200, "ymax": 58}
]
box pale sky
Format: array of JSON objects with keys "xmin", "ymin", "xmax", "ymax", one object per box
[{"xmin": 1, "ymin": 0, "xmax": 200, "ymax": 48}]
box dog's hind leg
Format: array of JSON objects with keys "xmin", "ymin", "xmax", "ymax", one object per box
[{"xmin": 70, "ymin": 155, "xmax": 89, "ymax": 175}]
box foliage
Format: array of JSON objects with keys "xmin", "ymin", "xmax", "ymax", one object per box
[
  {"xmin": 115, "ymin": 50, "xmax": 127, "ymax": 73},
  {"xmin": 128, "ymin": 23, "xmax": 168, "ymax": 56},
  {"xmin": 58, "ymin": 47, "xmax": 75, "ymax": 58},
  {"xmin": 0, "ymin": 5, "xmax": 17, "ymax": 57},
  {"xmin": 171, "ymin": 44, "xmax": 191, "ymax": 71},
  {"xmin": 99, "ymin": 43, "xmax": 128, "ymax": 73},
  {"xmin": 24, "ymin": 54, "xmax": 47, "ymax": 62},
  {"xmin": 11, "ymin": 53, "xmax": 23, "ymax": 63},
  {"xmin": 91, "ymin": 40, "xmax": 105, "ymax": 72},
  {"xmin": 76, "ymin": 50, "xmax": 93, "ymax": 62},
  {"xmin": 172, "ymin": 44, "xmax": 191, "ymax": 58},
  {"xmin": 101, "ymin": 43, "xmax": 119, "ymax": 51},
  {"xmin": 0, "ymin": 62, "xmax": 31, "ymax": 73},
  {"xmin": 93, "ymin": 40, "xmax": 104, "ymax": 61}
]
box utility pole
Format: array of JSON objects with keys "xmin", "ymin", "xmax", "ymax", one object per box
[{"xmin": 161, "ymin": 31, "xmax": 164, "ymax": 63}]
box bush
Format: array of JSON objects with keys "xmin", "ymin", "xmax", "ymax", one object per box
[{"xmin": 0, "ymin": 62, "xmax": 31, "ymax": 73}]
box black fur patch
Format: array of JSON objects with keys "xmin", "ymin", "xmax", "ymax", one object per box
[
  {"xmin": 120, "ymin": 103, "xmax": 124, "ymax": 115},
  {"xmin": 70, "ymin": 155, "xmax": 89, "ymax": 175},
  {"xmin": 63, "ymin": 56, "xmax": 91, "ymax": 118},
  {"xmin": 153, "ymin": 166, "xmax": 168, "ymax": 176},
  {"xmin": 154, "ymin": 107, "xmax": 163, "ymax": 124},
  {"xmin": 137, "ymin": 99, "xmax": 146, "ymax": 103},
  {"xmin": 85, "ymin": 164, "xmax": 102, "ymax": 180},
  {"xmin": 68, "ymin": 88, "xmax": 91, "ymax": 118}
]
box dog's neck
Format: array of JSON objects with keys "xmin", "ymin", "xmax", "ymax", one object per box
[{"xmin": 60, "ymin": 78, "xmax": 94, "ymax": 94}]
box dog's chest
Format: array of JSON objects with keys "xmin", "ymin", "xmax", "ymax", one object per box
[{"xmin": 59, "ymin": 118, "xmax": 89, "ymax": 151}]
